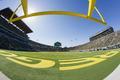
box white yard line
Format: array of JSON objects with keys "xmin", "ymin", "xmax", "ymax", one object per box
[
  {"xmin": 0, "ymin": 72, "xmax": 11, "ymax": 80},
  {"xmin": 104, "ymin": 64, "xmax": 120, "ymax": 80}
]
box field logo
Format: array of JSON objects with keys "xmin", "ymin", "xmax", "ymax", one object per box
[
  {"xmin": 9, "ymin": 0, "xmax": 107, "ymax": 25},
  {"xmin": 0, "ymin": 52, "xmax": 55, "ymax": 69},
  {"xmin": 0, "ymin": 50, "xmax": 119, "ymax": 71},
  {"xmin": 59, "ymin": 51, "xmax": 119, "ymax": 71}
]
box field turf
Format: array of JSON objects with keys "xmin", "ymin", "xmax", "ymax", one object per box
[{"xmin": 0, "ymin": 49, "xmax": 120, "ymax": 80}]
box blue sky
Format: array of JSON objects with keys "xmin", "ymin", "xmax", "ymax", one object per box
[{"xmin": 0, "ymin": 0, "xmax": 120, "ymax": 47}]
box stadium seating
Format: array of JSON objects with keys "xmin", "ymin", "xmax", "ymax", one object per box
[
  {"xmin": 0, "ymin": 8, "xmax": 120, "ymax": 52},
  {"xmin": 0, "ymin": 8, "xmax": 59, "ymax": 51},
  {"xmin": 72, "ymin": 31, "xmax": 120, "ymax": 51}
]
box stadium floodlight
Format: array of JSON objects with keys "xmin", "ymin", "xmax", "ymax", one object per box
[{"xmin": 9, "ymin": 0, "xmax": 107, "ymax": 25}]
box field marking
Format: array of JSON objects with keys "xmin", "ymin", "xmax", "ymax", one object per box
[
  {"xmin": 0, "ymin": 50, "xmax": 7, "ymax": 53},
  {"xmin": 60, "ymin": 58, "xmax": 105, "ymax": 71},
  {"xmin": 0, "ymin": 72, "xmax": 11, "ymax": 80},
  {"xmin": 59, "ymin": 51, "xmax": 119, "ymax": 71},
  {"xmin": 0, "ymin": 53, "xmax": 17, "ymax": 57},
  {"xmin": 0, "ymin": 52, "xmax": 55, "ymax": 69},
  {"xmin": 7, "ymin": 57, "xmax": 55, "ymax": 68},
  {"xmin": 104, "ymin": 64, "xmax": 120, "ymax": 80},
  {"xmin": 0, "ymin": 50, "xmax": 119, "ymax": 71},
  {"xmin": 59, "ymin": 58, "xmax": 86, "ymax": 62},
  {"xmin": 98, "ymin": 51, "xmax": 118, "ymax": 58},
  {"xmin": 60, "ymin": 58, "xmax": 91, "ymax": 65}
]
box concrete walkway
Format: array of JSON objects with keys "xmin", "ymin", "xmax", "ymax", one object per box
[
  {"xmin": 104, "ymin": 64, "xmax": 120, "ymax": 80},
  {"xmin": 0, "ymin": 72, "xmax": 10, "ymax": 80}
]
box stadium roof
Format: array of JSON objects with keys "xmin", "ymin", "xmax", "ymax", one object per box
[
  {"xmin": 90, "ymin": 26, "xmax": 114, "ymax": 37},
  {"xmin": 0, "ymin": 8, "xmax": 33, "ymax": 34}
]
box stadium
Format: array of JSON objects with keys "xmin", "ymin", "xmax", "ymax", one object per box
[{"xmin": 0, "ymin": 0, "xmax": 120, "ymax": 80}]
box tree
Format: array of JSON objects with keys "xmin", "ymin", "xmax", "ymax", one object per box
[{"xmin": 54, "ymin": 42, "xmax": 62, "ymax": 48}]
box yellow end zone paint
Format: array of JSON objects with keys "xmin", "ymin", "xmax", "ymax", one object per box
[
  {"xmin": 0, "ymin": 50, "xmax": 119, "ymax": 70},
  {"xmin": 0, "ymin": 51, "xmax": 55, "ymax": 69},
  {"xmin": 60, "ymin": 58, "xmax": 105, "ymax": 71},
  {"xmin": 6, "ymin": 57, "xmax": 55, "ymax": 68},
  {"xmin": 59, "ymin": 51, "xmax": 119, "ymax": 71}
]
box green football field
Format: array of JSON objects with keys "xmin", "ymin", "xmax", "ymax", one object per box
[{"xmin": 0, "ymin": 49, "xmax": 120, "ymax": 80}]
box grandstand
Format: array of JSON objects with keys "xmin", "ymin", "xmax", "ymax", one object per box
[
  {"xmin": 71, "ymin": 28, "xmax": 120, "ymax": 51},
  {"xmin": 0, "ymin": 8, "xmax": 120, "ymax": 52},
  {"xmin": 0, "ymin": 8, "xmax": 59, "ymax": 51},
  {"xmin": 90, "ymin": 27, "xmax": 114, "ymax": 41}
]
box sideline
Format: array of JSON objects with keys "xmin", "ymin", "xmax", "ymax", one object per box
[
  {"xmin": 104, "ymin": 64, "xmax": 120, "ymax": 80},
  {"xmin": 0, "ymin": 72, "xmax": 11, "ymax": 80}
]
